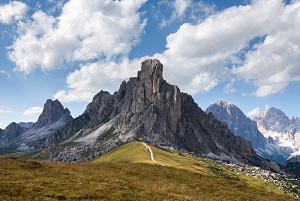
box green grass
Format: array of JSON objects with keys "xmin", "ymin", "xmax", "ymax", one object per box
[
  {"xmin": 0, "ymin": 142, "xmax": 297, "ymax": 200},
  {"xmin": 94, "ymin": 141, "xmax": 153, "ymax": 163}
]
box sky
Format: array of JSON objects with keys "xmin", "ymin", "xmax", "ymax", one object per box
[{"xmin": 0, "ymin": 0, "xmax": 300, "ymax": 129}]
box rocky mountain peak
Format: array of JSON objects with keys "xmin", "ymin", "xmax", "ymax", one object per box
[
  {"xmin": 0, "ymin": 122, "xmax": 27, "ymax": 147},
  {"xmin": 5, "ymin": 122, "xmax": 26, "ymax": 134},
  {"xmin": 137, "ymin": 59, "xmax": 164, "ymax": 95},
  {"xmin": 215, "ymin": 99, "xmax": 232, "ymax": 107},
  {"xmin": 207, "ymin": 100, "xmax": 266, "ymax": 150},
  {"xmin": 33, "ymin": 99, "xmax": 72, "ymax": 129},
  {"xmin": 255, "ymin": 107, "xmax": 291, "ymax": 133},
  {"xmin": 138, "ymin": 59, "xmax": 163, "ymax": 80},
  {"xmin": 264, "ymin": 107, "xmax": 290, "ymax": 126},
  {"xmin": 38, "ymin": 59, "xmax": 282, "ymax": 172}
]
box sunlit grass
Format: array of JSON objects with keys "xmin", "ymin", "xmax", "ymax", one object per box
[{"xmin": 0, "ymin": 142, "xmax": 297, "ymax": 200}]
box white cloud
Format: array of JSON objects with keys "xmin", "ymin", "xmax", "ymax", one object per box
[
  {"xmin": 0, "ymin": 108, "xmax": 12, "ymax": 113},
  {"xmin": 174, "ymin": 0, "xmax": 191, "ymax": 17},
  {"xmin": 232, "ymin": 0, "xmax": 300, "ymax": 97},
  {"xmin": 158, "ymin": 0, "xmax": 300, "ymax": 97},
  {"xmin": 246, "ymin": 107, "xmax": 261, "ymax": 118},
  {"xmin": 0, "ymin": 1, "xmax": 27, "ymax": 24},
  {"xmin": 23, "ymin": 107, "xmax": 43, "ymax": 117},
  {"xmin": 19, "ymin": 0, "xmax": 299, "ymax": 103},
  {"xmin": 54, "ymin": 57, "xmax": 146, "ymax": 102},
  {"xmin": 8, "ymin": 0, "xmax": 147, "ymax": 73},
  {"xmin": 159, "ymin": 0, "xmax": 215, "ymax": 28},
  {"xmin": 56, "ymin": 0, "xmax": 296, "ymax": 102},
  {"xmin": 0, "ymin": 70, "xmax": 11, "ymax": 79},
  {"xmin": 224, "ymin": 79, "xmax": 237, "ymax": 94},
  {"xmin": 0, "ymin": 122, "xmax": 3, "ymax": 129}
]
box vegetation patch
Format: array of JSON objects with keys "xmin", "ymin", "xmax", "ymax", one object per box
[{"xmin": 0, "ymin": 142, "xmax": 298, "ymax": 200}]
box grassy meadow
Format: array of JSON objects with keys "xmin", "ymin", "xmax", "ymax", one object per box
[{"xmin": 0, "ymin": 141, "xmax": 297, "ymax": 200}]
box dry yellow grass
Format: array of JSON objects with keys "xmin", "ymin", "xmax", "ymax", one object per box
[{"xmin": 0, "ymin": 142, "xmax": 297, "ymax": 200}]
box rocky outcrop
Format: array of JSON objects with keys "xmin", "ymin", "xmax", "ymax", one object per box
[
  {"xmin": 254, "ymin": 107, "xmax": 300, "ymax": 162},
  {"xmin": 0, "ymin": 123, "xmax": 27, "ymax": 147},
  {"xmin": 206, "ymin": 100, "xmax": 266, "ymax": 150},
  {"xmin": 0, "ymin": 99, "xmax": 73, "ymax": 154},
  {"xmin": 33, "ymin": 99, "xmax": 73, "ymax": 129},
  {"xmin": 284, "ymin": 156, "xmax": 300, "ymax": 178},
  {"xmin": 18, "ymin": 122, "xmax": 34, "ymax": 129},
  {"xmin": 35, "ymin": 59, "xmax": 281, "ymax": 172},
  {"xmin": 206, "ymin": 101, "xmax": 294, "ymax": 164}
]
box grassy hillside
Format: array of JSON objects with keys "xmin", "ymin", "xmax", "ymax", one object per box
[{"xmin": 1, "ymin": 141, "xmax": 297, "ymax": 200}]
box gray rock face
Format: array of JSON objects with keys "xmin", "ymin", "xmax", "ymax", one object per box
[
  {"xmin": 0, "ymin": 99, "xmax": 73, "ymax": 154},
  {"xmin": 284, "ymin": 156, "xmax": 300, "ymax": 177},
  {"xmin": 255, "ymin": 107, "xmax": 292, "ymax": 135},
  {"xmin": 254, "ymin": 107, "xmax": 300, "ymax": 162},
  {"xmin": 206, "ymin": 101, "xmax": 293, "ymax": 164},
  {"xmin": 37, "ymin": 59, "xmax": 281, "ymax": 172},
  {"xmin": 33, "ymin": 99, "xmax": 73, "ymax": 129},
  {"xmin": 18, "ymin": 122, "xmax": 34, "ymax": 129},
  {"xmin": 206, "ymin": 100, "xmax": 266, "ymax": 150},
  {"xmin": 0, "ymin": 123, "xmax": 28, "ymax": 147}
]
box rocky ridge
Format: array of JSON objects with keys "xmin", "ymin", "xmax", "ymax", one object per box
[
  {"xmin": 18, "ymin": 122, "xmax": 34, "ymax": 129},
  {"xmin": 206, "ymin": 100, "xmax": 266, "ymax": 150},
  {"xmin": 0, "ymin": 123, "xmax": 28, "ymax": 148},
  {"xmin": 206, "ymin": 101, "xmax": 294, "ymax": 164},
  {"xmin": 0, "ymin": 99, "xmax": 73, "ymax": 154},
  {"xmin": 34, "ymin": 59, "xmax": 281, "ymax": 173},
  {"xmin": 255, "ymin": 108, "xmax": 300, "ymax": 159}
]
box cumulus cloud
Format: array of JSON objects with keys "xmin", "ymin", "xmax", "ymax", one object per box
[
  {"xmin": 246, "ymin": 104, "xmax": 271, "ymax": 119},
  {"xmin": 246, "ymin": 107, "xmax": 261, "ymax": 118},
  {"xmin": 231, "ymin": 1, "xmax": 300, "ymax": 96},
  {"xmin": 148, "ymin": 0, "xmax": 282, "ymax": 95},
  {"xmin": 57, "ymin": 0, "xmax": 300, "ymax": 102},
  {"xmin": 22, "ymin": 106, "xmax": 43, "ymax": 117},
  {"xmin": 158, "ymin": 0, "xmax": 300, "ymax": 97},
  {"xmin": 9, "ymin": 0, "xmax": 298, "ymax": 103},
  {"xmin": 54, "ymin": 57, "xmax": 146, "ymax": 102},
  {"xmin": 0, "ymin": 1, "xmax": 27, "ymax": 24},
  {"xmin": 8, "ymin": 0, "xmax": 147, "ymax": 73}
]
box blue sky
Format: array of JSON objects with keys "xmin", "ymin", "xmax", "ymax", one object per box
[{"xmin": 0, "ymin": 0, "xmax": 300, "ymax": 128}]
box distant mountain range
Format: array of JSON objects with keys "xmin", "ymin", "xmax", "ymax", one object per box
[
  {"xmin": 0, "ymin": 99, "xmax": 73, "ymax": 154},
  {"xmin": 207, "ymin": 100, "xmax": 299, "ymax": 164},
  {"xmin": 0, "ymin": 59, "xmax": 288, "ymax": 174},
  {"xmin": 18, "ymin": 122, "xmax": 34, "ymax": 129},
  {"xmin": 255, "ymin": 107, "xmax": 300, "ymax": 158}
]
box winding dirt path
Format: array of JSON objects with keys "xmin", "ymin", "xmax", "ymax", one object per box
[{"xmin": 142, "ymin": 142, "xmax": 164, "ymax": 166}]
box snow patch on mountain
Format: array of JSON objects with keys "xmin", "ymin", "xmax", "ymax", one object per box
[{"xmin": 255, "ymin": 107, "xmax": 300, "ymax": 161}]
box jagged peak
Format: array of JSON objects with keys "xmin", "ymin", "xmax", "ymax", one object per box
[
  {"xmin": 214, "ymin": 99, "xmax": 233, "ymax": 108},
  {"xmin": 267, "ymin": 107, "xmax": 285, "ymax": 114},
  {"xmin": 265, "ymin": 107, "xmax": 290, "ymax": 121},
  {"xmin": 43, "ymin": 99, "xmax": 64, "ymax": 111},
  {"xmin": 138, "ymin": 59, "xmax": 163, "ymax": 80},
  {"xmin": 33, "ymin": 99, "xmax": 73, "ymax": 129}
]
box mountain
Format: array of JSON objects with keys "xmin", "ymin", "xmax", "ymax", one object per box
[
  {"xmin": 0, "ymin": 99, "xmax": 73, "ymax": 154},
  {"xmin": 255, "ymin": 107, "xmax": 300, "ymax": 160},
  {"xmin": 284, "ymin": 155, "xmax": 300, "ymax": 178},
  {"xmin": 207, "ymin": 101, "xmax": 294, "ymax": 164},
  {"xmin": 33, "ymin": 59, "xmax": 280, "ymax": 172},
  {"xmin": 0, "ymin": 123, "xmax": 28, "ymax": 147},
  {"xmin": 206, "ymin": 100, "xmax": 266, "ymax": 150},
  {"xmin": 18, "ymin": 122, "xmax": 34, "ymax": 129}
]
